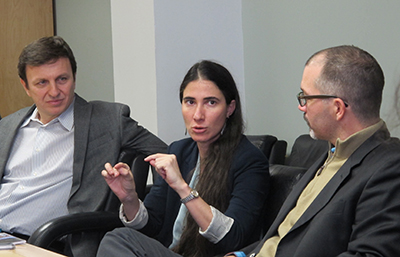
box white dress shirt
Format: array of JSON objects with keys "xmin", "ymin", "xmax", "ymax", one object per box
[{"xmin": 0, "ymin": 103, "xmax": 74, "ymax": 235}]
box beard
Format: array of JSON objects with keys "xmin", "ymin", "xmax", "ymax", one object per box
[
  {"xmin": 309, "ymin": 129, "xmax": 317, "ymax": 140},
  {"xmin": 304, "ymin": 114, "xmax": 318, "ymax": 140}
]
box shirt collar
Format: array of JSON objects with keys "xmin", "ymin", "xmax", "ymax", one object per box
[
  {"xmin": 21, "ymin": 97, "xmax": 75, "ymax": 131},
  {"xmin": 332, "ymin": 119, "xmax": 384, "ymax": 159}
]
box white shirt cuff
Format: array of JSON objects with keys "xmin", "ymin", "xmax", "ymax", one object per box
[
  {"xmin": 119, "ymin": 199, "xmax": 148, "ymax": 229},
  {"xmin": 199, "ymin": 205, "xmax": 234, "ymax": 244}
]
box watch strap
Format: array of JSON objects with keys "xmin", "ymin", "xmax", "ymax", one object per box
[{"xmin": 180, "ymin": 189, "xmax": 199, "ymax": 204}]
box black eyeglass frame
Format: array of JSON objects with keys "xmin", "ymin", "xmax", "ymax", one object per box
[{"xmin": 297, "ymin": 92, "xmax": 349, "ymax": 107}]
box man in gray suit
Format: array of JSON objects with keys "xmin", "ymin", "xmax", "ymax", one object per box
[
  {"xmin": 227, "ymin": 45, "xmax": 400, "ymax": 257},
  {"xmin": 0, "ymin": 36, "xmax": 167, "ymax": 256}
]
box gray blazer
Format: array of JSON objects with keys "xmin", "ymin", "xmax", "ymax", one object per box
[
  {"xmin": 245, "ymin": 124, "xmax": 400, "ymax": 257},
  {"xmin": 0, "ymin": 94, "xmax": 167, "ymax": 256}
]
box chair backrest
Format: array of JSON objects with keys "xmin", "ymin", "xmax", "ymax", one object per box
[
  {"xmin": 269, "ymin": 140, "xmax": 287, "ymax": 165},
  {"xmin": 246, "ymin": 135, "xmax": 287, "ymax": 165},
  {"xmin": 117, "ymin": 150, "xmax": 152, "ymax": 202},
  {"xmin": 131, "ymin": 153, "xmax": 153, "ymax": 201},
  {"xmin": 246, "ymin": 134, "xmax": 277, "ymax": 158},
  {"xmin": 260, "ymin": 164, "xmax": 307, "ymax": 236},
  {"xmin": 286, "ymin": 134, "xmax": 329, "ymax": 169}
]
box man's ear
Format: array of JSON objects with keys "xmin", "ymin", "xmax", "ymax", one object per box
[
  {"xmin": 334, "ymin": 98, "xmax": 346, "ymax": 120},
  {"xmin": 20, "ymin": 78, "xmax": 31, "ymax": 97}
]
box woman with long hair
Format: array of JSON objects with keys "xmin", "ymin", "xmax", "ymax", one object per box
[{"xmin": 97, "ymin": 60, "xmax": 270, "ymax": 257}]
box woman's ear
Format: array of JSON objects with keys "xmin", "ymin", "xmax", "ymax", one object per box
[{"xmin": 227, "ymin": 100, "xmax": 236, "ymax": 118}]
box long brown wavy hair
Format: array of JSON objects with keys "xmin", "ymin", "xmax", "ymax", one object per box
[{"xmin": 172, "ymin": 60, "xmax": 244, "ymax": 256}]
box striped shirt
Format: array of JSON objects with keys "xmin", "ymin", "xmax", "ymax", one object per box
[{"xmin": 0, "ymin": 103, "xmax": 74, "ymax": 235}]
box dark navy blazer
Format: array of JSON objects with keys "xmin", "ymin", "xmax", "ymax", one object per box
[{"xmin": 140, "ymin": 135, "xmax": 270, "ymax": 254}]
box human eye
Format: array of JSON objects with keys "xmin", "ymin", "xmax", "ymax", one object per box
[
  {"xmin": 205, "ymin": 98, "xmax": 219, "ymax": 106},
  {"xmin": 35, "ymin": 79, "xmax": 47, "ymax": 87},
  {"xmin": 208, "ymin": 100, "xmax": 217, "ymax": 105},
  {"xmin": 184, "ymin": 99, "xmax": 195, "ymax": 105},
  {"xmin": 57, "ymin": 76, "xmax": 69, "ymax": 84}
]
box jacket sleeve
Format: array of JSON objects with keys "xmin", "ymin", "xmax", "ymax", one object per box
[
  {"xmin": 119, "ymin": 104, "xmax": 167, "ymax": 155},
  {"xmin": 336, "ymin": 147, "xmax": 400, "ymax": 256},
  {"xmin": 137, "ymin": 140, "xmax": 192, "ymax": 240}
]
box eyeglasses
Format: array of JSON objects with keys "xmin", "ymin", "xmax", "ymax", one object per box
[{"xmin": 297, "ymin": 92, "xmax": 349, "ymax": 107}]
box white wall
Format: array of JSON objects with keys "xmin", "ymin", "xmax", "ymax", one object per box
[
  {"xmin": 56, "ymin": 1, "xmax": 400, "ymax": 151},
  {"xmin": 56, "ymin": 0, "xmax": 159, "ymax": 135},
  {"xmin": 242, "ymin": 0, "xmax": 400, "ymax": 150},
  {"xmin": 55, "ymin": 0, "xmax": 114, "ymax": 102},
  {"xmin": 110, "ymin": 0, "xmax": 158, "ymax": 134}
]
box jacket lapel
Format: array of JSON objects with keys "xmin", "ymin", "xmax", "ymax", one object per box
[
  {"xmin": 181, "ymin": 141, "xmax": 199, "ymax": 183},
  {"xmin": 290, "ymin": 161, "xmax": 352, "ymax": 230},
  {"xmin": 265, "ymin": 155, "xmax": 327, "ymax": 236},
  {"xmin": 70, "ymin": 95, "xmax": 91, "ymax": 197},
  {"xmin": 0, "ymin": 106, "xmax": 35, "ymax": 177}
]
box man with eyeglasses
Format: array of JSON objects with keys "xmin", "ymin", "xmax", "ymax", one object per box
[{"xmin": 226, "ymin": 45, "xmax": 400, "ymax": 257}]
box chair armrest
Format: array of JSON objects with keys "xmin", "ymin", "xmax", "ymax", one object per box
[{"xmin": 28, "ymin": 211, "xmax": 123, "ymax": 248}]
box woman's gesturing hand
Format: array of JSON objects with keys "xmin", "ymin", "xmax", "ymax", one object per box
[
  {"xmin": 101, "ymin": 162, "xmax": 137, "ymax": 203},
  {"xmin": 144, "ymin": 153, "xmax": 187, "ymax": 192}
]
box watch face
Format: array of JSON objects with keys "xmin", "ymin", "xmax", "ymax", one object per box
[
  {"xmin": 192, "ymin": 190, "xmax": 199, "ymax": 197},
  {"xmin": 181, "ymin": 189, "xmax": 200, "ymax": 204}
]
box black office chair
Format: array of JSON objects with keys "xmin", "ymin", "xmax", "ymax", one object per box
[
  {"xmin": 269, "ymin": 140, "xmax": 288, "ymax": 165},
  {"xmin": 286, "ymin": 134, "xmax": 329, "ymax": 169},
  {"xmin": 246, "ymin": 135, "xmax": 287, "ymax": 165}
]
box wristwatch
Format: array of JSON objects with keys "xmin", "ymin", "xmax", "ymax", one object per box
[{"xmin": 180, "ymin": 189, "xmax": 199, "ymax": 204}]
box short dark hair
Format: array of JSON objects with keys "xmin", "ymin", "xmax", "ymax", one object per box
[
  {"xmin": 18, "ymin": 36, "xmax": 77, "ymax": 86},
  {"xmin": 306, "ymin": 45, "xmax": 384, "ymax": 123}
]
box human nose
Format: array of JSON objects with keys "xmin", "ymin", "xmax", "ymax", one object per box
[
  {"xmin": 298, "ymin": 103, "xmax": 306, "ymax": 112},
  {"xmin": 48, "ymin": 82, "xmax": 61, "ymax": 97},
  {"xmin": 193, "ymin": 105, "xmax": 205, "ymax": 120}
]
